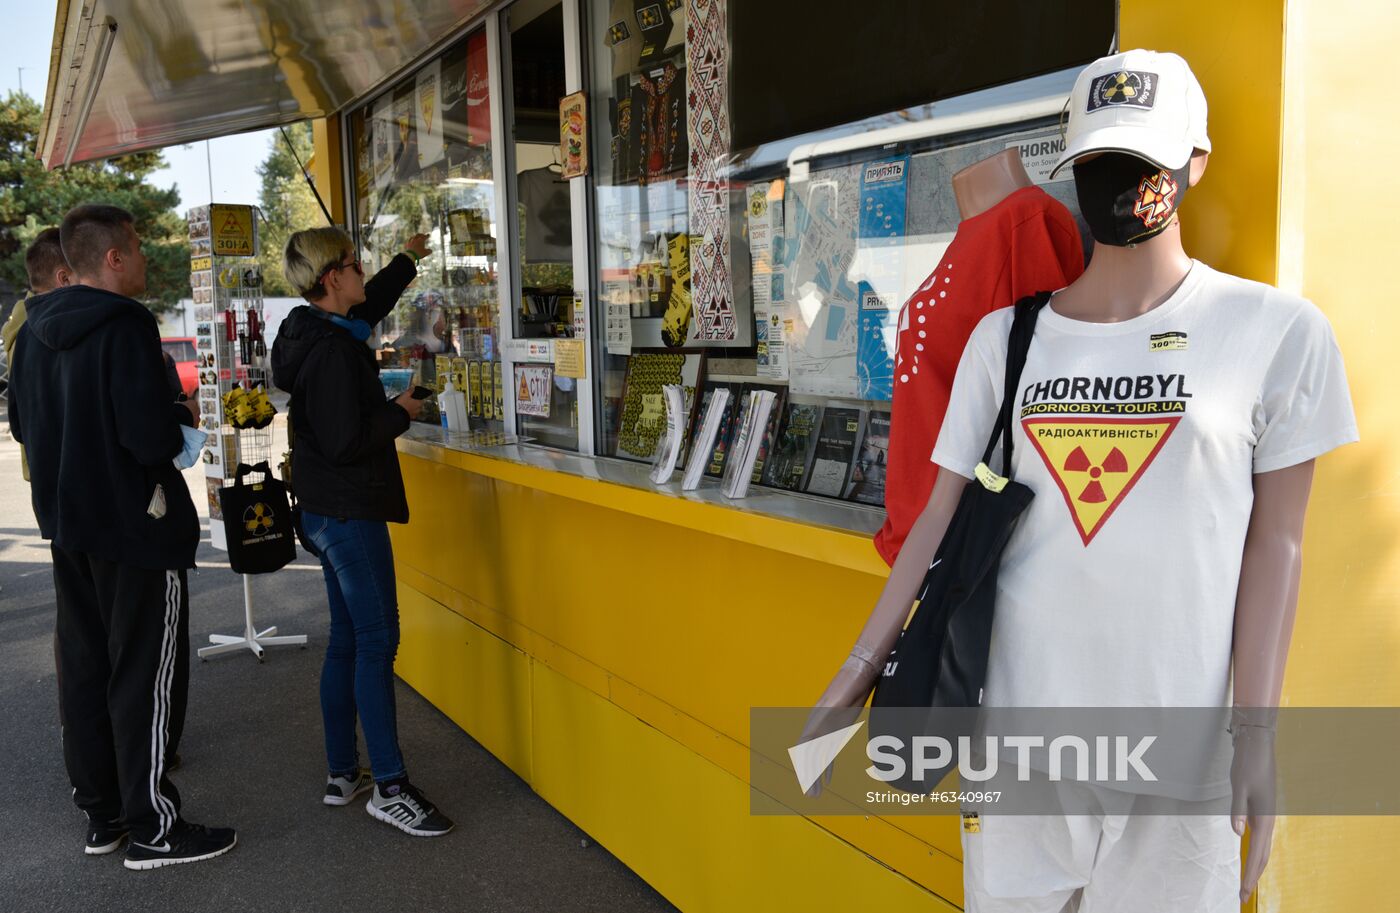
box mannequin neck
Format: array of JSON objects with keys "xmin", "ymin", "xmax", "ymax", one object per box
[
  {"xmin": 952, "ymin": 149, "xmax": 1034, "ymax": 219},
  {"xmin": 1050, "ymin": 220, "xmax": 1195, "ymax": 323}
]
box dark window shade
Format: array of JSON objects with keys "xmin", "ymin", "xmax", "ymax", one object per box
[{"xmin": 729, "ymin": 1, "xmax": 1116, "ymax": 151}]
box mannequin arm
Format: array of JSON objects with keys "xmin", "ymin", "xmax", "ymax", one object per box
[
  {"xmin": 813, "ymin": 467, "xmax": 969, "ymax": 712},
  {"xmin": 1231, "ymin": 459, "xmax": 1315, "ymax": 903}
]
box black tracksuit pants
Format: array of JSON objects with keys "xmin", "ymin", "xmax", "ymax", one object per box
[{"xmin": 51, "ymin": 544, "xmax": 188, "ymax": 844}]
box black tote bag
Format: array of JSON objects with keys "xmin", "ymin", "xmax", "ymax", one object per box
[
  {"xmin": 218, "ymin": 461, "xmax": 297, "ymax": 574},
  {"xmin": 868, "ymin": 293, "xmax": 1048, "ymax": 791}
]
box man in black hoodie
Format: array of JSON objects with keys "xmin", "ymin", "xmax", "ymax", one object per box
[{"xmin": 8, "ymin": 204, "xmax": 236, "ymax": 869}]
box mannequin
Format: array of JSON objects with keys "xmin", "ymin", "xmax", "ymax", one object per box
[
  {"xmin": 809, "ymin": 50, "xmax": 1357, "ymax": 911},
  {"xmin": 875, "ymin": 149, "xmax": 1082, "ymax": 565},
  {"xmin": 951, "ymin": 148, "xmax": 1033, "ymax": 219}
]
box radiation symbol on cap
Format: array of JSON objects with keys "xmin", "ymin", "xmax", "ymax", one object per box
[
  {"xmin": 1100, "ymin": 71, "xmax": 1143, "ymax": 105},
  {"xmin": 244, "ymin": 502, "xmax": 276, "ymax": 536}
]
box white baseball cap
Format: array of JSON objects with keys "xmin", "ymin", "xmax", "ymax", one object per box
[{"xmin": 1049, "ymin": 49, "xmax": 1211, "ymax": 180}]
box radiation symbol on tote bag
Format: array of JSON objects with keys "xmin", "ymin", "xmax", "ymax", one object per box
[{"xmin": 218, "ymin": 461, "xmax": 297, "ymax": 574}]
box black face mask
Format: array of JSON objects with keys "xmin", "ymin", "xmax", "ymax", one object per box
[{"xmin": 1073, "ymin": 152, "xmax": 1191, "ymax": 247}]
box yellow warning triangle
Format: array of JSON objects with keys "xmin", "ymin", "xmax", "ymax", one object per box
[
  {"xmin": 1022, "ymin": 417, "xmax": 1181, "ymax": 545},
  {"xmin": 518, "ymin": 372, "xmax": 531, "ymax": 401}
]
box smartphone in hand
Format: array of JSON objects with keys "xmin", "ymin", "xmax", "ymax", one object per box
[{"xmin": 410, "ymin": 386, "xmax": 433, "ymax": 400}]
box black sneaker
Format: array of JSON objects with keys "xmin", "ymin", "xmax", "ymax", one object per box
[
  {"xmin": 123, "ymin": 821, "xmax": 237, "ymax": 871},
  {"xmin": 366, "ymin": 780, "xmax": 454, "ymax": 837},
  {"xmin": 323, "ymin": 768, "xmax": 374, "ymax": 806},
  {"xmin": 85, "ymin": 817, "xmax": 128, "ymax": 856}
]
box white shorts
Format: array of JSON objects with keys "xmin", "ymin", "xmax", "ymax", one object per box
[{"xmin": 960, "ymin": 778, "xmax": 1240, "ymax": 913}]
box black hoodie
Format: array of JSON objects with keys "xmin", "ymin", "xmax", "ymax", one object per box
[
  {"xmin": 271, "ymin": 254, "xmax": 417, "ymax": 523},
  {"xmin": 8, "ymin": 285, "xmax": 199, "ymax": 570}
]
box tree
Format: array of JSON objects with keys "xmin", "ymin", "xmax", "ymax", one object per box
[
  {"xmin": 0, "ymin": 91, "xmax": 190, "ymax": 314},
  {"xmin": 256, "ymin": 123, "xmax": 325, "ymax": 296}
]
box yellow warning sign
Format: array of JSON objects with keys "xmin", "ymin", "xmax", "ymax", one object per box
[
  {"xmin": 210, "ymin": 205, "xmax": 256, "ymax": 257},
  {"xmin": 1022, "ymin": 417, "xmax": 1181, "ymax": 545}
]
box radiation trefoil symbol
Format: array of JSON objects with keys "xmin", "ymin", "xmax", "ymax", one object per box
[
  {"xmin": 1063, "ymin": 444, "xmax": 1128, "ymax": 504},
  {"xmin": 243, "ymin": 502, "xmax": 276, "ymax": 536},
  {"xmin": 1134, "ymin": 171, "xmax": 1179, "ymax": 228},
  {"xmin": 1023, "ymin": 417, "xmax": 1182, "ymax": 545},
  {"xmin": 1101, "ymin": 71, "xmax": 1142, "ymax": 104}
]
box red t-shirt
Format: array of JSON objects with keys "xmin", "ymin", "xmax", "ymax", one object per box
[{"xmin": 874, "ymin": 185, "xmax": 1085, "ymax": 566}]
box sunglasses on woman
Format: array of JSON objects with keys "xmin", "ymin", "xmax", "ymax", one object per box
[{"xmin": 317, "ymin": 255, "xmax": 364, "ymax": 284}]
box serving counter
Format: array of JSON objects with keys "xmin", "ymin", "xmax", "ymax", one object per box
[{"xmin": 389, "ymin": 426, "xmax": 965, "ymax": 911}]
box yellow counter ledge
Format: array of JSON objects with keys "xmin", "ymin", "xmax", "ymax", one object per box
[{"xmin": 395, "ymin": 423, "xmax": 891, "ymax": 577}]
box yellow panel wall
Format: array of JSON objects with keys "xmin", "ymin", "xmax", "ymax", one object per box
[
  {"xmin": 1120, "ymin": 0, "xmax": 1286, "ymax": 284},
  {"xmin": 388, "ymin": 451, "xmax": 969, "ymax": 909},
  {"xmin": 1266, "ymin": 1, "xmax": 1400, "ymax": 910}
]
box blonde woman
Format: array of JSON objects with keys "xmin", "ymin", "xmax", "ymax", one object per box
[{"xmin": 271, "ymin": 228, "xmax": 454, "ymax": 837}]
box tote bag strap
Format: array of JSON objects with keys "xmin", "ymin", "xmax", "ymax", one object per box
[
  {"xmin": 978, "ymin": 292, "xmax": 1052, "ymax": 479},
  {"xmin": 232, "ymin": 461, "xmax": 275, "ymax": 486}
]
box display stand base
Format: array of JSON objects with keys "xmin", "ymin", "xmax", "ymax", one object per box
[{"xmin": 198, "ymin": 574, "xmax": 307, "ymax": 663}]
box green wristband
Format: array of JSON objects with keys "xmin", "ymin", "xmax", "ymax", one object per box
[{"xmin": 403, "ymin": 249, "xmax": 424, "ymax": 263}]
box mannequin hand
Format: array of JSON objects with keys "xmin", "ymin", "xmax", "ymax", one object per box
[
  {"xmin": 403, "ymin": 233, "xmax": 431, "ymax": 260},
  {"xmin": 798, "ymin": 654, "xmax": 882, "ymax": 797},
  {"xmin": 1230, "ymin": 725, "xmax": 1277, "ymax": 903}
]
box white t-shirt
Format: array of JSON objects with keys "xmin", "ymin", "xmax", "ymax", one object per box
[{"xmin": 931, "ymin": 260, "xmax": 1358, "ymax": 711}]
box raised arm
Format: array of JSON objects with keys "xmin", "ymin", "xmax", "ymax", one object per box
[{"xmin": 351, "ymin": 232, "xmax": 429, "ymax": 327}]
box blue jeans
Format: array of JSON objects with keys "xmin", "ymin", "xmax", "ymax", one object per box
[{"xmin": 302, "ymin": 511, "xmax": 406, "ymax": 783}]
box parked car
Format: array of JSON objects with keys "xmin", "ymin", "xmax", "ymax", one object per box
[{"xmin": 160, "ymin": 337, "xmax": 199, "ymax": 398}]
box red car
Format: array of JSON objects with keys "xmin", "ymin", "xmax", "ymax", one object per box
[{"xmin": 160, "ymin": 337, "xmax": 199, "ymax": 398}]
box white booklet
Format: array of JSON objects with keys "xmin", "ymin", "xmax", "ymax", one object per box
[
  {"xmin": 722, "ymin": 390, "xmax": 776, "ymax": 499},
  {"xmin": 649, "ymin": 384, "xmax": 688, "ymax": 484},
  {"xmin": 681, "ymin": 388, "xmax": 731, "ymax": 490}
]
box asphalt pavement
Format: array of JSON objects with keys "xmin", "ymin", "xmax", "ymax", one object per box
[{"xmin": 0, "ymin": 414, "xmax": 678, "ymax": 913}]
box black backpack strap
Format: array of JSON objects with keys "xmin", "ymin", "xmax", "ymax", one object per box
[{"xmin": 979, "ymin": 292, "xmax": 1052, "ymax": 479}]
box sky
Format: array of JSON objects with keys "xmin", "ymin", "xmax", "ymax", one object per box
[{"xmin": 6, "ymin": 0, "xmax": 275, "ymax": 211}]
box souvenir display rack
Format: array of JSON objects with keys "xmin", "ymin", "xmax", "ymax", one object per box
[{"xmin": 187, "ymin": 204, "xmax": 307, "ymax": 662}]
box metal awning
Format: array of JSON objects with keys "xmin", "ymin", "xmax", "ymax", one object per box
[{"xmin": 38, "ymin": 0, "xmax": 493, "ymax": 169}]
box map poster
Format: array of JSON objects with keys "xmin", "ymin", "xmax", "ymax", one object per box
[
  {"xmin": 782, "ymin": 166, "xmax": 861, "ymax": 397},
  {"xmin": 856, "ymin": 156, "xmax": 909, "ymax": 401}
]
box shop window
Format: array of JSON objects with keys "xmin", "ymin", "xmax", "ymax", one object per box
[
  {"xmin": 501, "ymin": 0, "xmax": 581, "ymax": 451},
  {"xmin": 590, "ymin": 1, "xmax": 1104, "ymax": 512},
  {"xmin": 349, "ymin": 31, "xmax": 505, "ymax": 431}
]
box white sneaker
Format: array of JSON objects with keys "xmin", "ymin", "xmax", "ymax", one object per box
[{"xmin": 323, "ymin": 769, "xmax": 373, "ymax": 806}]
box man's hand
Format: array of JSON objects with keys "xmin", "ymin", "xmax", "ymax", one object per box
[
  {"xmin": 394, "ymin": 388, "xmax": 425, "ymax": 421},
  {"xmin": 403, "ymin": 233, "xmax": 431, "ymax": 260},
  {"xmin": 182, "ymin": 399, "xmax": 201, "ymax": 425}
]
